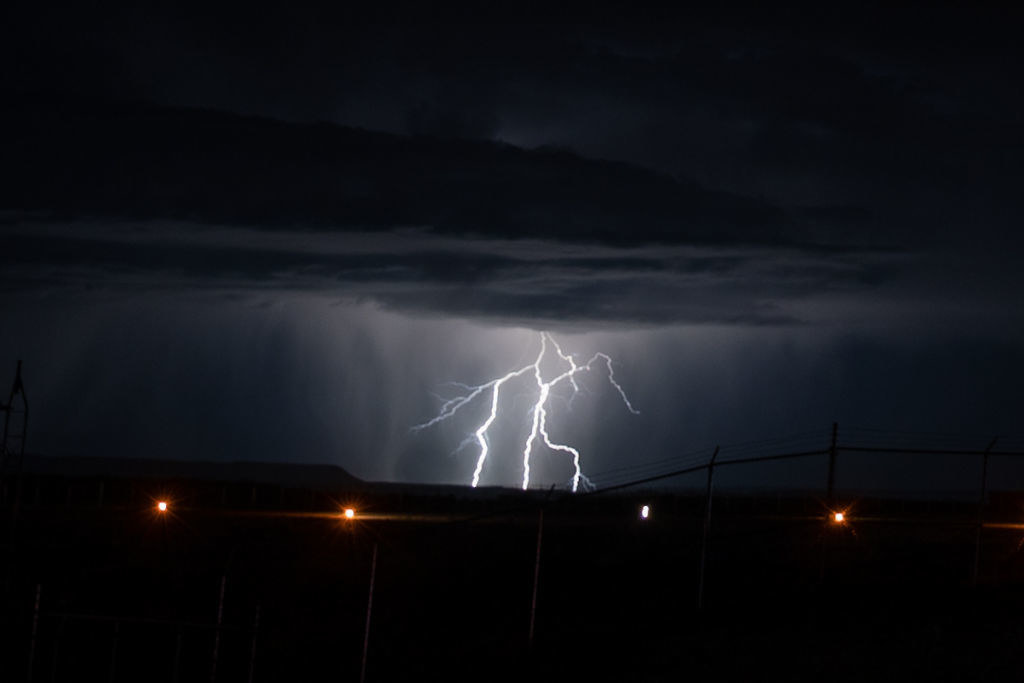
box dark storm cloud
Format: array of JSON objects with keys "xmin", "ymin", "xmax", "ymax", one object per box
[
  {"xmin": 3, "ymin": 96, "xmax": 1013, "ymax": 330},
  {"xmin": 0, "ymin": 220, "xmax": 908, "ymax": 327},
  {"xmin": 6, "ymin": 2, "xmax": 1021, "ymax": 253},
  {"xmin": 1, "ymin": 95, "xmax": 914, "ymax": 326},
  {"xmin": 7, "ymin": 3, "xmax": 1021, "ymax": 245},
  {"xmin": 2, "ymin": 97, "xmax": 796, "ymax": 247}
]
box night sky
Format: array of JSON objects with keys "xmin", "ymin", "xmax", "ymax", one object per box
[{"xmin": 3, "ymin": 2, "xmax": 1023, "ymax": 491}]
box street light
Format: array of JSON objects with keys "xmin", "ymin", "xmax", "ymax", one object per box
[
  {"xmin": 344, "ymin": 508, "xmax": 356, "ymax": 520},
  {"xmin": 156, "ymin": 500, "xmax": 169, "ymax": 513}
]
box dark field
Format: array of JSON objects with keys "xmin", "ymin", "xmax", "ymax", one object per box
[{"xmin": 4, "ymin": 475, "xmax": 1024, "ymax": 682}]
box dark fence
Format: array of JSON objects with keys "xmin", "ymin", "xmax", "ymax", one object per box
[{"xmin": 5, "ymin": 424, "xmax": 1024, "ymax": 682}]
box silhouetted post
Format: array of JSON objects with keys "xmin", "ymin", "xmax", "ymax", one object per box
[
  {"xmin": 27, "ymin": 583, "xmax": 41, "ymax": 683},
  {"xmin": 108, "ymin": 621, "xmax": 119, "ymax": 683},
  {"xmin": 973, "ymin": 438, "xmax": 998, "ymax": 586},
  {"xmin": 247, "ymin": 604, "xmax": 261, "ymax": 683},
  {"xmin": 528, "ymin": 507, "xmax": 544, "ymax": 648},
  {"xmin": 210, "ymin": 575, "xmax": 226, "ymax": 683},
  {"xmin": 820, "ymin": 423, "xmax": 840, "ymax": 582},
  {"xmin": 172, "ymin": 628, "xmax": 183, "ymax": 683},
  {"xmin": 819, "ymin": 517, "xmax": 830, "ymax": 583},
  {"xmin": 3, "ymin": 361, "xmax": 28, "ymax": 596},
  {"xmin": 697, "ymin": 446, "xmax": 720, "ymax": 610},
  {"xmin": 360, "ymin": 543, "xmax": 378, "ymax": 683},
  {"xmin": 49, "ymin": 615, "xmax": 66, "ymax": 683},
  {"xmin": 826, "ymin": 422, "xmax": 838, "ymax": 502},
  {"xmin": 2, "ymin": 361, "xmax": 29, "ymax": 473}
]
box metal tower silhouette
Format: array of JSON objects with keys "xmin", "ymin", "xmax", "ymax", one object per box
[{"xmin": 1, "ymin": 361, "xmax": 28, "ymax": 505}]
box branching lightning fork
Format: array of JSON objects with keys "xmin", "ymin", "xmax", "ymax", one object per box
[{"xmin": 412, "ymin": 332, "xmax": 639, "ymax": 491}]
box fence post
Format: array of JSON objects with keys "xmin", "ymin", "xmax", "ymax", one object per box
[
  {"xmin": 247, "ymin": 604, "xmax": 261, "ymax": 683},
  {"xmin": 528, "ymin": 507, "xmax": 544, "ymax": 648},
  {"xmin": 697, "ymin": 447, "xmax": 720, "ymax": 610},
  {"xmin": 108, "ymin": 621, "xmax": 119, "ymax": 683},
  {"xmin": 210, "ymin": 575, "xmax": 226, "ymax": 683},
  {"xmin": 972, "ymin": 438, "xmax": 998, "ymax": 586},
  {"xmin": 360, "ymin": 543, "xmax": 378, "ymax": 683},
  {"xmin": 172, "ymin": 628, "xmax": 183, "ymax": 683},
  {"xmin": 26, "ymin": 583, "xmax": 41, "ymax": 683},
  {"xmin": 826, "ymin": 422, "xmax": 838, "ymax": 502}
]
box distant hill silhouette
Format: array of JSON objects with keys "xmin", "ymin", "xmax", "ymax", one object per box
[
  {"xmin": 18, "ymin": 453, "xmax": 521, "ymax": 498},
  {"xmin": 22, "ymin": 454, "xmax": 363, "ymax": 490}
]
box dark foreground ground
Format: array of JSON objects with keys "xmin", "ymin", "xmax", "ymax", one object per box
[{"xmin": 3, "ymin": 474, "xmax": 1024, "ymax": 682}]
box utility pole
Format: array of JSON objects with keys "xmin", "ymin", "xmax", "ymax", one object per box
[
  {"xmin": 972, "ymin": 437, "xmax": 998, "ymax": 586},
  {"xmin": 2, "ymin": 361, "xmax": 29, "ymax": 504},
  {"xmin": 825, "ymin": 422, "xmax": 838, "ymax": 502},
  {"xmin": 696, "ymin": 446, "xmax": 720, "ymax": 610},
  {"xmin": 2, "ymin": 361, "xmax": 28, "ymax": 597},
  {"xmin": 820, "ymin": 423, "xmax": 839, "ymax": 584}
]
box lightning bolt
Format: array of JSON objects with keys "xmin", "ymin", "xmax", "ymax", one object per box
[{"xmin": 412, "ymin": 332, "xmax": 639, "ymax": 491}]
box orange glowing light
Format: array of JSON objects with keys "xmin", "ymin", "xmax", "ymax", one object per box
[
  {"xmin": 157, "ymin": 501, "xmax": 168, "ymax": 512},
  {"xmin": 344, "ymin": 508, "xmax": 356, "ymax": 519},
  {"xmin": 833, "ymin": 511, "xmax": 845, "ymax": 523}
]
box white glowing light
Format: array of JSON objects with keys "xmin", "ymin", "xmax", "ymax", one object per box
[
  {"xmin": 833, "ymin": 511, "xmax": 845, "ymax": 523},
  {"xmin": 413, "ymin": 332, "xmax": 639, "ymax": 492},
  {"xmin": 344, "ymin": 508, "xmax": 356, "ymax": 519},
  {"xmin": 156, "ymin": 501, "xmax": 168, "ymax": 512},
  {"xmin": 640, "ymin": 505, "xmax": 650, "ymax": 519}
]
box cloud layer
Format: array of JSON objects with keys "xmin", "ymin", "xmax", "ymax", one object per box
[{"xmin": 1, "ymin": 100, "xmax": 947, "ymax": 331}]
